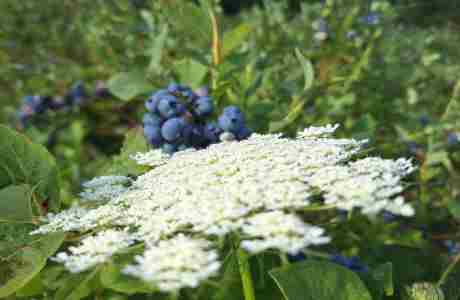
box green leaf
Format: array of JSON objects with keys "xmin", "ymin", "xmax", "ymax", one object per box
[
  {"xmin": 295, "ymin": 48, "xmax": 315, "ymax": 91},
  {"xmin": 0, "ymin": 184, "xmax": 33, "ymax": 223},
  {"xmin": 100, "ymin": 263, "xmax": 154, "ymax": 295},
  {"xmin": 99, "ymin": 127, "xmax": 150, "ymax": 177},
  {"xmin": 268, "ymin": 96, "xmax": 306, "ymax": 133},
  {"xmin": 373, "ymin": 263, "xmax": 394, "ymax": 296},
  {"xmin": 106, "ymin": 71, "xmax": 152, "ymax": 101},
  {"xmin": 447, "ymin": 200, "xmax": 460, "ymax": 220},
  {"xmin": 15, "ymin": 271, "xmax": 46, "ymax": 297},
  {"xmin": 0, "ymin": 232, "xmax": 65, "ymax": 298},
  {"xmin": 361, "ymin": 263, "xmax": 393, "ymax": 300},
  {"xmin": 174, "ymin": 59, "xmax": 208, "ymax": 89},
  {"xmin": 269, "ymin": 260, "xmax": 372, "ymax": 300},
  {"xmin": 147, "ymin": 24, "xmax": 169, "ymax": 74},
  {"xmin": 222, "ymin": 23, "xmax": 253, "ymax": 58},
  {"xmin": 0, "ymin": 125, "xmax": 60, "ymax": 211},
  {"xmin": 163, "ymin": 1, "xmax": 212, "ymax": 46},
  {"xmin": 55, "ymin": 268, "xmax": 101, "ymax": 300}
]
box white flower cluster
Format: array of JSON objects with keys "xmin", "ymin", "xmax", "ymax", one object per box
[
  {"xmin": 306, "ymin": 157, "xmax": 416, "ymax": 216},
  {"xmin": 123, "ymin": 234, "xmax": 221, "ymax": 292},
  {"xmin": 79, "ymin": 175, "xmax": 132, "ymax": 202},
  {"xmin": 31, "ymin": 124, "xmax": 416, "ymax": 291},
  {"xmin": 241, "ymin": 211, "xmax": 330, "ymax": 254},
  {"xmin": 51, "ymin": 229, "xmax": 134, "ymax": 273}
]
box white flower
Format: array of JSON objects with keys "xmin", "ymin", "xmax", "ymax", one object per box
[
  {"xmin": 130, "ymin": 149, "xmax": 171, "ymax": 166},
  {"xmin": 241, "ymin": 211, "xmax": 330, "ymax": 254},
  {"xmin": 31, "ymin": 124, "xmax": 416, "ymax": 290},
  {"xmin": 123, "ymin": 234, "xmax": 221, "ymax": 292},
  {"xmin": 79, "ymin": 175, "xmax": 132, "ymax": 202},
  {"xmin": 51, "ymin": 229, "xmax": 134, "ymax": 273},
  {"xmin": 297, "ymin": 124, "xmax": 340, "ymax": 138}
]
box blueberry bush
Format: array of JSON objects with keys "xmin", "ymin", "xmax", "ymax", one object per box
[{"xmin": 1, "ymin": 1, "xmax": 459, "ymax": 300}]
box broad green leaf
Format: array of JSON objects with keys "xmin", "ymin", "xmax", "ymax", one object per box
[
  {"xmin": 100, "ymin": 263, "xmax": 154, "ymax": 294},
  {"xmin": 15, "ymin": 271, "xmax": 45, "ymax": 297},
  {"xmin": 99, "ymin": 127, "xmax": 150, "ymax": 177},
  {"xmin": 222, "ymin": 23, "xmax": 253, "ymax": 58},
  {"xmin": 0, "ymin": 184, "xmax": 33, "ymax": 223},
  {"xmin": 0, "ymin": 232, "xmax": 65, "ymax": 298},
  {"xmin": 174, "ymin": 59, "xmax": 208, "ymax": 89},
  {"xmin": 212, "ymin": 250, "xmax": 244, "ymax": 300},
  {"xmin": 55, "ymin": 268, "xmax": 101, "ymax": 300},
  {"xmin": 269, "ymin": 260, "xmax": 372, "ymax": 300},
  {"xmin": 295, "ymin": 48, "xmax": 314, "ymax": 91},
  {"xmin": 0, "ymin": 125, "xmax": 60, "ymax": 211},
  {"xmin": 106, "ymin": 71, "xmax": 152, "ymax": 101}
]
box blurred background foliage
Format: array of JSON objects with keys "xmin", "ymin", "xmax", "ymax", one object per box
[{"xmin": 0, "ymin": 0, "xmax": 459, "ymax": 287}]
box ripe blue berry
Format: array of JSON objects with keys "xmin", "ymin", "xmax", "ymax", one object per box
[
  {"xmin": 69, "ymin": 82, "xmax": 87, "ymax": 105},
  {"xmin": 162, "ymin": 143, "xmax": 177, "ymax": 154},
  {"xmin": 194, "ymin": 96, "xmax": 213, "ymax": 117},
  {"xmin": 203, "ymin": 122, "xmax": 223, "ymax": 143},
  {"xmin": 146, "ymin": 90, "xmax": 168, "ymax": 113},
  {"xmin": 157, "ymin": 95, "xmax": 185, "ymax": 119},
  {"xmin": 195, "ymin": 87, "xmax": 209, "ymax": 97},
  {"xmin": 236, "ymin": 125, "xmax": 252, "ymax": 140},
  {"xmin": 143, "ymin": 125, "xmax": 163, "ymax": 147},
  {"xmin": 447, "ymin": 132, "xmax": 459, "ymax": 147},
  {"xmin": 167, "ymin": 83, "xmax": 182, "ymax": 94},
  {"xmin": 161, "ymin": 118, "xmax": 185, "ymax": 142},
  {"xmin": 218, "ymin": 113, "xmax": 244, "ymax": 133},
  {"xmin": 143, "ymin": 112, "xmax": 163, "ymax": 127}
]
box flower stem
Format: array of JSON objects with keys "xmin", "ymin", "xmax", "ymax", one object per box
[
  {"xmin": 237, "ymin": 248, "xmax": 256, "ymax": 300},
  {"xmin": 437, "ymin": 251, "xmax": 460, "ymax": 287}
]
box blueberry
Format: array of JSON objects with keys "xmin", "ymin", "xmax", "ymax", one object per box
[
  {"xmin": 69, "ymin": 82, "xmax": 87, "ymax": 105},
  {"xmin": 360, "ymin": 13, "xmax": 380, "ymax": 25},
  {"xmin": 143, "ymin": 125, "xmax": 163, "ymax": 147},
  {"xmin": 143, "ymin": 112, "xmax": 163, "ymax": 126},
  {"xmin": 203, "ymin": 122, "xmax": 223, "ymax": 143},
  {"xmin": 447, "ymin": 132, "xmax": 459, "ymax": 147},
  {"xmin": 419, "ymin": 115, "xmax": 430, "ymax": 127},
  {"xmin": 195, "ymin": 87, "xmax": 209, "ymax": 97},
  {"xmin": 218, "ymin": 114, "xmax": 244, "ymax": 133},
  {"xmin": 157, "ymin": 95, "xmax": 185, "ymax": 119},
  {"xmin": 161, "ymin": 118, "xmax": 185, "ymax": 142},
  {"xmin": 146, "ymin": 90, "xmax": 168, "ymax": 113},
  {"xmin": 288, "ymin": 252, "xmax": 306, "ymax": 263},
  {"xmin": 194, "ymin": 96, "xmax": 214, "ymax": 117},
  {"xmin": 236, "ymin": 125, "xmax": 252, "ymax": 140},
  {"xmin": 167, "ymin": 83, "xmax": 182, "ymax": 94},
  {"xmin": 162, "ymin": 143, "xmax": 177, "ymax": 154},
  {"xmin": 330, "ymin": 254, "xmax": 368, "ymax": 273}
]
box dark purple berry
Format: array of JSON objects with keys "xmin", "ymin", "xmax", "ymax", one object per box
[
  {"xmin": 161, "ymin": 118, "xmax": 186, "ymax": 142},
  {"xmin": 143, "ymin": 112, "xmax": 163, "ymax": 126},
  {"xmin": 203, "ymin": 122, "xmax": 223, "ymax": 143},
  {"xmin": 157, "ymin": 95, "xmax": 185, "ymax": 119},
  {"xmin": 144, "ymin": 125, "xmax": 163, "ymax": 147},
  {"xmin": 194, "ymin": 96, "xmax": 213, "ymax": 117},
  {"xmin": 146, "ymin": 90, "xmax": 168, "ymax": 113},
  {"xmin": 236, "ymin": 126, "xmax": 252, "ymax": 140}
]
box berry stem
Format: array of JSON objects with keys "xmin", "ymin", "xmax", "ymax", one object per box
[{"xmin": 237, "ymin": 248, "xmax": 256, "ymax": 300}]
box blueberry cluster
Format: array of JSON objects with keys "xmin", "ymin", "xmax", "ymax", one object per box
[
  {"xmin": 18, "ymin": 81, "xmax": 111, "ymax": 127},
  {"xmin": 143, "ymin": 83, "xmax": 252, "ymax": 154}
]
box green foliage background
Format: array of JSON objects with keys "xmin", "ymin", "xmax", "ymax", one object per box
[{"xmin": 0, "ymin": 0, "xmax": 459, "ymax": 299}]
